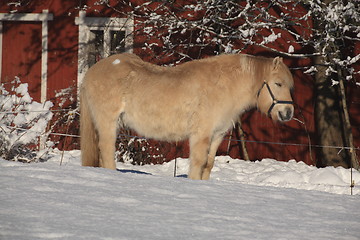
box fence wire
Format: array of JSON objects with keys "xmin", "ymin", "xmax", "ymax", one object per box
[
  {"xmin": 3, "ymin": 124, "xmax": 360, "ymax": 151},
  {"xmin": 0, "ymin": 109, "xmax": 77, "ymax": 114}
]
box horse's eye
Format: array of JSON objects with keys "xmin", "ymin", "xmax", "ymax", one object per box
[{"xmin": 275, "ymin": 83, "xmax": 282, "ymax": 87}]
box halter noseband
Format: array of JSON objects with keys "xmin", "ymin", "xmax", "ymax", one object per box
[{"xmin": 257, "ymin": 80, "xmax": 293, "ymax": 117}]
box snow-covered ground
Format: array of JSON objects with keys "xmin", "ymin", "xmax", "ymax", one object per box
[{"xmin": 1, "ymin": 150, "xmax": 359, "ymax": 240}]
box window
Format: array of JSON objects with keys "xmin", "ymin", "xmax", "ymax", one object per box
[
  {"xmin": 88, "ymin": 30, "xmax": 104, "ymax": 67},
  {"xmin": 110, "ymin": 30, "xmax": 126, "ymax": 54}
]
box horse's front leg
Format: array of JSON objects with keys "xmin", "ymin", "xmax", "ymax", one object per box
[
  {"xmin": 202, "ymin": 134, "xmax": 224, "ymax": 180},
  {"xmin": 188, "ymin": 135, "xmax": 211, "ymax": 180}
]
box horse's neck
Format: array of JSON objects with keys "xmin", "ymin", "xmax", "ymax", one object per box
[
  {"xmin": 249, "ymin": 59, "xmax": 270, "ymax": 94},
  {"xmin": 238, "ymin": 58, "xmax": 270, "ymax": 108}
]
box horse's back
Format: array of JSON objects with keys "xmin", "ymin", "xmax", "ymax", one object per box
[
  {"xmin": 82, "ymin": 53, "xmax": 142, "ymax": 97},
  {"xmin": 85, "ymin": 53, "xmax": 141, "ymax": 79}
]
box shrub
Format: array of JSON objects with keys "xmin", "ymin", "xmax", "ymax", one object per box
[{"xmin": 0, "ymin": 77, "xmax": 53, "ymax": 162}]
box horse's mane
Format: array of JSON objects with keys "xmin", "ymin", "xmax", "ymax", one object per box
[{"xmin": 126, "ymin": 54, "xmax": 286, "ymax": 87}]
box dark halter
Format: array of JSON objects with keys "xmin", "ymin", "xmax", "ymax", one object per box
[{"xmin": 257, "ymin": 81, "xmax": 294, "ymax": 117}]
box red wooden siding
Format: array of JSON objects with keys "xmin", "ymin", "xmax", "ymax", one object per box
[{"xmin": 2, "ymin": 21, "xmax": 42, "ymax": 102}]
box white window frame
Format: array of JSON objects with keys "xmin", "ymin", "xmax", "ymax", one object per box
[
  {"xmin": 0, "ymin": 10, "xmax": 53, "ymax": 103},
  {"xmin": 75, "ymin": 10, "xmax": 134, "ymax": 92}
]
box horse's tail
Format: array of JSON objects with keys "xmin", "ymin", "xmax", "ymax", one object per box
[{"xmin": 80, "ymin": 89, "xmax": 99, "ymax": 167}]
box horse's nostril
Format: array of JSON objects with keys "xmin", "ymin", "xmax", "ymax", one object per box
[
  {"xmin": 279, "ymin": 107, "xmax": 293, "ymax": 122},
  {"xmin": 286, "ymin": 107, "xmax": 293, "ymax": 119}
]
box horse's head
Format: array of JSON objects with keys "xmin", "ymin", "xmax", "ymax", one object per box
[{"xmin": 257, "ymin": 57, "xmax": 294, "ymax": 122}]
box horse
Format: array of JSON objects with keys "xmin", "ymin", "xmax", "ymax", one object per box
[{"xmin": 80, "ymin": 53, "xmax": 294, "ymax": 180}]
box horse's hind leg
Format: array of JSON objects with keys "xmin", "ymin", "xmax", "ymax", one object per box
[
  {"xmin": 94, "ymin": 114, "xmax": 119, "ymax": 170},
  {"xmin": 188, "ymin": 135, "xmax": 211, "ymax": 180},
  {"xmin": 202, "ymin": 134, "xmax": 224, "ymax": 180}
]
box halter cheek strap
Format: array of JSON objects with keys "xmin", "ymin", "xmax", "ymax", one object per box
[{"xmin": 257, "ymin": 81, "xmax": 293, "ymax": 117}]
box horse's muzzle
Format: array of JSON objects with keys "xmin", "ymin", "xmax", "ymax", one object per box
[{"xmin": 278, "ymin": 106, "xmax": 294, "ymax": 122}]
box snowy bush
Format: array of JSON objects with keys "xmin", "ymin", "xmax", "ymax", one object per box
[
  {"xmin": 0, "ymin": 77, "xmax": 53, "ymax": 162},
  {"xmin": 48, "ymin": 86, "xmax": 80, "ymax": 150},
  {"xmin": 116, "ymin": 132, "xmax": 166, "ymax": 165}
]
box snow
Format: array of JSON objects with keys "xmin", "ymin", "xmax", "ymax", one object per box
[
  {"xmin": 15, "ymin": 83, "xmax": 32, "ymax": 103},
  {"xmin": 1, "ymin": 82, "xmax": 53, "ymax": 153},
  {"xmin": 348, "ymin": 54, "xmax": 360, "ymax": 65},
  {"xmin": 1, "ymin": 151, "xmax": 360, "ymax": 240},
  {"xmin": 239, "ymin": 28, "xmax": 254, "ymax": 38},
  {"xmin": 261, "ymin": 32, "xmax": 281, "ymax": 45},
  {"xmin": 112, "ymin": 59, "xmax": 121, "ymax": 65},
  {"xmin": 331, "ymin": 79, "xmax": 339, "ymax": 86},
  {"xmin": 304, "ymin": 66, "xmax": 317, "ymax": 74},
  {"xmin": 288, "ymin": 45, "xmax": 294, "ymax": 53}
]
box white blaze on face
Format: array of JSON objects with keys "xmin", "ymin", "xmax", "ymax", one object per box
[{"xmin": 112, "ymin": 59, "xmax": 121, "ymax": 65}]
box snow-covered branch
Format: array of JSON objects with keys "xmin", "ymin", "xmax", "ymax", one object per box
[{"xmin": 95, "ymin": 0, "xmax": 359, "ymax": 85}]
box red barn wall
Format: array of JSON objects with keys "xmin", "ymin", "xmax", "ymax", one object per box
[{"xmin": 2, "ymin": 21, "xmax": 42, "ymax": 102}]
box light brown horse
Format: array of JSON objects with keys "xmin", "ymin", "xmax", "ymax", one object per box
[{"xmin": 80, "ymin": 53, "xmax": 294, "ymax": 180}]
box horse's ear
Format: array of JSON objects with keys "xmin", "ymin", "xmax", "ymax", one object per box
[{"xmin": 272, "ymin": 57, "xmax": 283, "ymax": 70}]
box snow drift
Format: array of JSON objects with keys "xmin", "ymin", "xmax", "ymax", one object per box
[{"xmin": 1, "ymin": 151, "xmax": 359, "ymax": 240}]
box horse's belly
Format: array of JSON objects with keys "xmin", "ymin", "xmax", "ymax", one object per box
[
  {"xmin": 121, "ymin": 82, "xmax": 197, "ymax": 141},
  {"xmin": 121, "ymin": 112, "xmax": 190, "ymax": 142}
]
